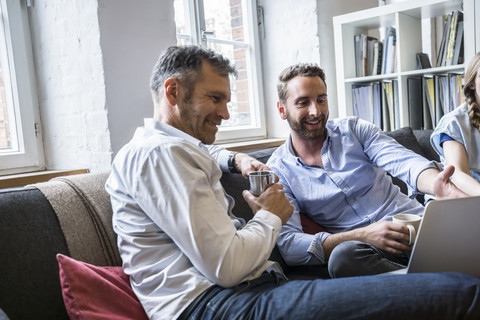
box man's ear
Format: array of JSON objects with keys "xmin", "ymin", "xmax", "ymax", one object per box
[
  {"xmin": 277, "ymin": 101, "xmax": 287, "ymax": 120},
  {"xmin": 164, "ymin": 78, "xmax": 179, "ymax": 106}
]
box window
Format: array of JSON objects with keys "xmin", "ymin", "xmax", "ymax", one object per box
[
  {"xmin": 174, "ymin": 0, "xmax": 266, "ymax": 143},
  {"xmin": 0, "ymin": 0, "xmax": 44, "ymax": 175}
]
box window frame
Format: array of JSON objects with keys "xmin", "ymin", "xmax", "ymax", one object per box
[
  {"xmin": 0, "ymin": 0, "xmax": 44, "ymax": 175},
  {"xmin": 176, "ymin": 0, "xmax": 267, "ymax": 144}
]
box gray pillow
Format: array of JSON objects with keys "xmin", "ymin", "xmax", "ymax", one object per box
[{"xmin": 385, "ymin": 127, "xmax": 427, "ymax": 159}]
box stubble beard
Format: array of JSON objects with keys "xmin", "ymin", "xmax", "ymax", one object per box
[
  {"xmin": 286, "ymin": 111, "xmax": 327, "ymax": 140},
  {"xmin": 178, "ymin": 96, "xmax": 218, "ymax": 145}
]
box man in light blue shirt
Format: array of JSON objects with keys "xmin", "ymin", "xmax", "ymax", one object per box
[{"xmin": 267, "ymin": 63, "xmax": 467, "ymax": 278}]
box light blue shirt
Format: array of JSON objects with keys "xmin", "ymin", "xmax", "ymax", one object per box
[
  {"xmin": 430, "ymin": 103, "xmax": 480, "ymax": 182},
  {"xmin": 267, "ymin": 117, "xmax": 437, "ymax": 266},
  {"xmin": 105, "ymin": 119, "xmax": 282, "ymax": 320}
]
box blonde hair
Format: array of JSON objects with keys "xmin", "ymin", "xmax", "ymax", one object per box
[{"xmin": 463, "ymin": 51, "xmax": 480, "ymax": 132}]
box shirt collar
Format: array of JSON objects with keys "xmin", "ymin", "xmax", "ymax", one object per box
[
  {"xmin": 144, "ymin": 118, "xmax": 207, "ymax": 150},
  {"xmin": 285, "ymin": 127, "xmax": 331, "ymax": 166}
]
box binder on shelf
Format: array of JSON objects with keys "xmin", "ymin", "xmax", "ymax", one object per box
[
  {"xmin": 423, "ymin": 77, "xmax": 435, "ymax": 130},
  {"xmin": 436, "ymin": 13, "xmax": 452, "ymax": 67},
  {"xmin": 449, "ymin": 73, "xmax": 464, "ymax": 108},
  {"xmin": 452, "ymin": 20, "xmax": 464, "ymax": 65},
  {"xmin": 352, "ymin": 84, "xmax": 373, "ymax": 124},
  {"xmin": 354, "ymin": 34, "xmax": 363, "ymax": 77},
  {"xmin": 354, "ymin": 34, "xmax": 379, "ymax": 77},
  {"xmin": 445, "ymin": 11, "xmax": 463, "ymax": 66},
  {"xmin": 407, "ymin": 77, "xmax": 424, "ymax": 130},
  {"xmin": 393, "ymin": 80, "xmax": 400, "ymax": 130},
  {"xmin": 372, "ymin": 82, "xmax": 382, "ymax": 128},
  {"xmin": 382, "ymin": 81, "xmax": 395, "ymax": 130},
  {"xmin": 435, "ymin": 75, "xmax": 447, "ymax": 125},
  {"xmin": 367, "ymin": 38, "xmax": 375, "ymax": 76},
  {"xmin": 382, "ymin": 26, "xmax": 396, "ymax": 74},
  {"xmin": 416, "ymin": 53, "xmax": 432, "ymax": 69},
  {"xmin": 372, "ymin": 41, "xmax": 383, "ymax": 75}
]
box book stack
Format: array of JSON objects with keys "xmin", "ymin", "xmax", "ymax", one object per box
[
  {"xmin": 436, "ymin": 10, "xmax": 464, "ymax": 67},
  {"xmin": 406, "ymin": 74, "xmax": 464, "ymax": 130},
  {"xmin": 352, "ymin": 80, "xmax": 400, "ymax": 131},
  {"xmin": 354, "ymin": 26, "xmax": 396, "ymax": 77},
  {"xmin": 354, "ymin": 34, "xmax": 383, "ymax": 77}
]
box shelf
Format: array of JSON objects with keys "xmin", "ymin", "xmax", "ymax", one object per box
[{"xmin": 333, "ymin": 0, "xmax": 473, "ymax": 130}]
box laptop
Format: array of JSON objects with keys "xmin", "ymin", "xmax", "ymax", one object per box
[{"xmin": 389, "ymin": 195, "xmax": 480, "ymax": 278}]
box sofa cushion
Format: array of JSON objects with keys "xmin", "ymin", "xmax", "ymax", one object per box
[
  {"xmin": 385, "ymin": 126, "xmax": 427, "ymax": 158},
  {"xmin": 57, "ymin": 254, "xmax": 148, "ymax": 320},
  {"xmin": 36, "ymin": 172, "xmax": 121, "ymax": 267},
  {"xmin": 413, "ymin": 129, "xmax": 438, "ymax": 162},
  {"xmin": 0, "ymin": 187, "xmax": 70, "ymax": 320}
]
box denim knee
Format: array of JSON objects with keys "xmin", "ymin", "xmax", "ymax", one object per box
[{"xmin": 328, "ymin": 241, "xmax": 366, "ymax": 278}]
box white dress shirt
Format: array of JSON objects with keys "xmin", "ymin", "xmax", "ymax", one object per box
[{"xmin": 105, "ymin": 118, "xmax": 282, "ymax": 320}]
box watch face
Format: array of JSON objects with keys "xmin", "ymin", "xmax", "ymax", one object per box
[{"xmin": 228, "ymin": 152, "xmax": 237, "ymax": 172}]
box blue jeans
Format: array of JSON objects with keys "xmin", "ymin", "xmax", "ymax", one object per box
[
  {"xmin": 180, "ymin": 271, "xmax": 480, "ymax": 320},
  {"xmin": 328, "ymin": 240, "xmax": 410, "ymax": 278}
]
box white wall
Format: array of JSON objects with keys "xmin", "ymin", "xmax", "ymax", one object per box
[
  {"xmin": 260, "ymin": 0, "xmax": 378, "ymax": 139},
  {"xmin": 258, "ymin": 0, "xmax": 321, "ymax": 139},
  {"xmin": 28, "ymin": 0, "xmax": 176, "ymax": 172},
  {"xmin": 28, "ymin": 0, "xmax": 110, "ymax": 171},
  {"xmin": 98, "ymin": 0, "xmax": 176, "ymax": 157},
  {"xmin": 28, "ymin": 0, "xmax": 376, "ymax": 172}
]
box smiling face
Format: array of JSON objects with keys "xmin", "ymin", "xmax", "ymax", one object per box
[
  {"xmin": 278, "ymin": 75, "xmax": 329, "ymax": 140},
  {"xmin": 175, "ymin": 61, "xmax": 231, "ymax": 144}
]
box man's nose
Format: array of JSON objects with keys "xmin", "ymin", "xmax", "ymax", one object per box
[
  {"xmin": 217, "ymin": 102, "xmax": 230, "ymax": 120},
  {"xmin": 308, "ymin": 102, "xmax": 321, "ymax": 117}
]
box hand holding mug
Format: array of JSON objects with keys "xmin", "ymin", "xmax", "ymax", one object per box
[{"xmin": 392, "ymin": 213, "xmax": 422, "ymax": 245}]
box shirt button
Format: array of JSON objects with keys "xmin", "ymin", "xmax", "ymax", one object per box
[{"xmin": 342, "ymin": 187, "xmax": 348, "ymax": 192}]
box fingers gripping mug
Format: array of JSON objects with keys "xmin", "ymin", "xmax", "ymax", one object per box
[
  {"xmin": 248, "ymin": 171, "xmax": 276, "ymax": 196},
  {"xmin": 392, "ymin": 213, "xmax": 422, "ymax": 245}
]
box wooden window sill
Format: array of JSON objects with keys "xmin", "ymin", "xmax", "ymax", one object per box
[
  {"xmin": 219, "ymin": 138, "xmax": 285, "ymax": 152},
  {"xmin": 0, "ymin": 169, "xmax": 89, "ymax": 189}
]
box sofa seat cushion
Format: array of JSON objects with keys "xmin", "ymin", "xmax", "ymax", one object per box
[
  {"xmin": 0, "ymin": 187, "xmax": 70, "ymax": 320},
  {"xmin": 57, "ymin": 254, "xmax": 147, "ymax": 320}
]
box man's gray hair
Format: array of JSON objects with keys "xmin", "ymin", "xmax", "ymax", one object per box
[{"xmin": 150, "ymin": 45, "xmax": 237, "ymax": 102}]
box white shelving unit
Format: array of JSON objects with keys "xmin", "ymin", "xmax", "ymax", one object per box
[{"xmin": 333, "ymin": 0, "xmax": 476, "ymax": 129}]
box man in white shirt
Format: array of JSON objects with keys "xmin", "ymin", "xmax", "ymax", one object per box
[{"xmin": 105, "ymin": 45, "xmax": 480, "ymax": 320}]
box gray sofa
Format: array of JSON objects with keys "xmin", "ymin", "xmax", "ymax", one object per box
[{"xmin": 0, "ymin": 127, "xmax": 437, "ymax": 320}]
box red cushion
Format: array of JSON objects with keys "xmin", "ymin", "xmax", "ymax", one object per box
[
  {"xmin": 57, "ymin": 254, "xmax": 148, "ymax": 320},
  {"xmin": 300, "ymin": 212, "xmax": 327, "ymax": 235}
]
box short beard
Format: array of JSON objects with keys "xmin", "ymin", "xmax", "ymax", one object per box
[{"xmin": 286, "ymin": 110, "xmax": 327, "ymax": 140}]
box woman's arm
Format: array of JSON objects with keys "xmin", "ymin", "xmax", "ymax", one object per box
[{"xmin": 443, "ymin": 140, "xmax": 480, "ymax": 196}]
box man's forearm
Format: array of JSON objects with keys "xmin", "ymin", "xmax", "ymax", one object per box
[
  {"xmin": 415, "ymin": 167, "xmax": 439, "ymax": 196},
  {"xmin": 322, "ymin": 229, "xmax": 362, "ymax": 260}
]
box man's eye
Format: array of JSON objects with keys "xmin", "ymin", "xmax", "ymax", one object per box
[
  {"xmin": 297, "ymin": 101, "xmax": 307, "ymax": 107},
  {"xmin": 211, "ymin": 96, "xmax": 220, "ymax": 103},
  {"xmin": 318, "ymin": 98, "xmax": 327, "ymax": 104}
]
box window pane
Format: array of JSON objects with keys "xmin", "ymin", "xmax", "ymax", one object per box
[
  {"xmin": 202, "ymin": 0, "xmax": 247, "ymax": 42},
  {"xmin": 174, "ymin": 0, "xmax": 192, "ymax": 45},
  {"xmin": 207, "ymin": 42, "xmax": 253, "ymax": 127},
  {"xmin": 0, "ymin": 68, "xmax": 11, "ymax": 149},
  {"xmin": 173, "ymin": 0, "xmax": 266, "ymax": 141},
  {"xmin": 0, "ymin": 7, "xmax": 14, "ymax": 151},
  {"xmin": 0, "ymin": 0, "xmax": 44, "ymax": 173}
]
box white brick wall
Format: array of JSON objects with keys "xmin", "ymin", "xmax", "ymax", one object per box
[
  {"xmin": 28, "ymin": 0, "xmax": 176, "ymax": 172},
  {"xmin": 28, "ymin": 0, "xmax": 110, "ymax": 171},
  {"xmin": 27, "ymin": 0, "xmax": 375, "ymax": 171}
]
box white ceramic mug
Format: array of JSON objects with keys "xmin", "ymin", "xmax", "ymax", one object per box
[
  {"xmin": 248, "ymin": 171, "xmax": 276, "ymax": 196},
  {"xmin": 392, "ymin": 213, "xmax": 422, "ymax": 245}
]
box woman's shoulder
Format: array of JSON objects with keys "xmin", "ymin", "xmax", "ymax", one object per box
[{"xmin": 437, "ymin": 103, "xmax": 470, "ymax": 126}]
